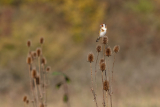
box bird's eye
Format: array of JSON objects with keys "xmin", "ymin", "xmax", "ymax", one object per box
[{"xmin": 101, "ymin": 24, "xmax": 103, "ymax": 27}]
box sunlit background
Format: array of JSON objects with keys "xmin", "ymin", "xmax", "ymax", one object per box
[{"xmin": 0, "ymin": 0, "xmax": 160, "ymax": 107}]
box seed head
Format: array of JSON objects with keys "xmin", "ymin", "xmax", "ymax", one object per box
[
  {"xmin": 87, "ymin": 52, "xmax": 94, "ymax": 63},
  {"xmin": 41, "ymin": 57, "xmax": 46, "ymax": 65},
  {"xmin": 96, "ymin": 45, "xmax": 102, "ymax": 52},
  {"xmin": 33, "ymin": 51, "xmax": 37, "ymax": 58},
  {"xmin": 26, "ymin": 100, "xmax": 29, "ymax": 104},
  {"xmin": 46, "ymin": 66, "xmax": 51, "ymax": 72},
  {"xmin": 99, "ymin": 58, "xmax": 104, "ymax": 65},
  {"xmin": 23, "ymin": 96, "xmax": 27, "ymax": 102},
  {"xmin": 105, "ymin": 47, "xmax": 112, "ymax": 57},
  {"xmin": 113, "ymin": 45, "xmax": 120, "ymax": 53},
  {"xmin": 32, "ymin": 68, "xmax": 37, "ymax": 78},
  {"xmin": 40, "ymin": 103, "xmax": 44, "ymax": 107},
  {"xmin": 40, "ymin": 37, "xmax": 44, "ymax": 44},
  {"xmin": 102, "ymin": 36, "xmax": 108, "ymax": 44},
  {"xmin": 27, "ymin": 40, "xmax": 31, "ymax": 47},
  {"xmin": 36, "ymin": 76, "xmax": 40, "ymax": 85},
  {"xmin": 36, "ymin": 48, "xmax": 42, "ymax": 57},
  {"xmin": 26, "ymin": 55, "xmax": 32, "ymax": 65},
  {"xmin": 100, "ymin": 62, "xmax": 106, "ymax": 71},
  {"xmin": 103, "ymin": 80, "xmax": 109, "ymax": 91}
]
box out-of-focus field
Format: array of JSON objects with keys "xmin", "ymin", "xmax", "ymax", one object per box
[{"xmin": 0, "ymin": 0, "xmax": 160, "ymax": 107}]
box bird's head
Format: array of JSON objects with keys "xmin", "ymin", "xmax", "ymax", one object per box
[{"xmin": 100, "ymin": 24, "xmax": 106, "ymax": 28}]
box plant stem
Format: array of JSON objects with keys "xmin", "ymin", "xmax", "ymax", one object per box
[
  {"xmin": 95, "ymin": 52, "xmax": 99, "ymax": 91},
  {"xmin": 90, "ymin": 63, "xmax": 93, "ymax": 88},
  {"xmin": 101, "ymin": 71, "xmax": 105, "ymax": 107},
  {"xmin": 28, "ymin": 65, "xmax": 36, "ymax": 107}
]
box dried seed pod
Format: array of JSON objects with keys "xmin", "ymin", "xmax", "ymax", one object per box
[
  {"xmin": 36, "ymin": 48, "xmax": 42, "ymax": 57},
  {"xmin": 46, "ymin": 66, "xmax": 51, "ymax": 72},
  {"xmin": 100, "ymin": 62, "xmax": 106, "ymax": 71},
  {"xmin": 99, "ymin": 58, "xmax": 105, "ymax": 65},
  {"xmin": 102, "ymin": 36, "xmax": 108, "ymax": 44},
  {"xmin": 87, "ymin": 52, "xmax": 94, "ymax": 63},
  {"xmin": 41, "ymin": 57, "xmax": 46, "ymax": 65},
  {"xmin": 105, "ymin": 47, "xmax": 112, "ymax": 57},
  {"xmin": 40, "ymin": 103, "xmax": 44, "ymax": 107},
  {"xmin": 26, "ymin": 55, "xmax": 32, "ymax": 65},
  {"xmin": 40, "ymin": 37, "xmax": 44, "ymax": 44},
  {"xmin": 113, "ymin": 45, "xmax": 120, "ymax": 53},
  {"xmin": 33, "ymin": 51, "xmax": 37, "ymax": 58},
  {"xmin": 96, "ymin": 45, "xmax": 102, "ymax": 52},
  {"xmin": 32, "ymin": 68, "xmax": 37, "ymax": 78},
  {"xmin": 27, "ymin": 40, "xmax": 31, "ymax": 47},
  {"xmin": 36, "ymin": 76, "xmax": 40, "ymax": 85},
  {"xmin": 26, "ymin": 100, "xmax": 29, "ymax": 104},
  {"xmin": 23, "ymin": 96, "xmax": 27, "ymax": 102},
  {"xmin": 103, "ymin": 80, "xmax": 109, "ymax": 91}
]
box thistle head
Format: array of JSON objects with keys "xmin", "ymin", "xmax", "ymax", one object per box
[
  {"xmin": 23, "ymin": 96, "xmax": 27, "ymax": 102},
  {"xmin": 40, "ymin": 103, "xmax": 44, "ymax": 107},
  {"xmin": 41, "ymin": 57, "xmax": 47, "ymax": 65},
  {"xmin": 105, "ymin": 47, "xmax": 112, "ymax": 57},
  {"xmin": 96, "ymin": 45, "xmax": 102, "ymax": 52},
  {"xmin": 103, "ymin": 80, "xmax": 109, "ymax": 91},
  {"xmin": 27, "ymin": 40, "xmax": 31, "ymax": 47},
  {"xmin": 26, "ymin": 55, "xmax": 32, "ymax": 65},
  {"xmin": 46, "ymin": 66, "xmax": 51, "ymax": 72},
  {"xmin": 36, "ymin": 76, "xmax": 40, "ymax": 85},
  {"xmin": 32, "ymin": 68, "xmax": 37, "ymax": 78},
  {"xmin": 36, "ymin": 48, "xmax": 42, "ymax": 57},
  {"xmin": 102, "ymin": 36, "xmax": 108, "ymax": 44},
  {"xmin": 40, "ymin": 37, "xmax": 44, "ymax": 44},
  {"xmin": 113, "ymin": 45, "xmax": 120, "ymax": 53},
  {"xmin": 100, "ymin": 62, "xmax": 105, "ymax": 71},
  {"xmin": 87, "ymin": 52, "xmax": 94, "ymax": 63}
]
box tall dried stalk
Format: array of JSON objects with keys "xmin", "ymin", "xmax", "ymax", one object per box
[
  {"xmin": 24, "ymin": 37, "xmax": 51, "ymax": 107},
  {"xmin": 88, "ymin": 27, "xmax": 119, "ymax": 107},
  {"xmin": 28, "ymin": 65, "xmax": 36, "ymax": 107},
  {"xmin": 90, "ymin": 63, "xmax": 94, "ymax": 90},
  {"xmin": 95, "ymin": 52, "xmax": 99, "ymax": 90},
  {"xmin": 101, "ymin": 71, "xmax": 105, "ymax": 107}
]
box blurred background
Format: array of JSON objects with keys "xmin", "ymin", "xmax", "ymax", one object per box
[{"xmin": 0, "ymin": 0, "xmax": 160, "ymax": 107}]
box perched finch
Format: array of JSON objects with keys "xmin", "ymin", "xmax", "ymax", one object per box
[{"xmin": 96, "ymin": 24, "xmax": 107, "ymax": 42}]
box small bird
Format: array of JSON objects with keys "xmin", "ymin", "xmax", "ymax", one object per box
[{"xmin": 96, "ymin": 24, "xmax": 107, "ymax": 42}]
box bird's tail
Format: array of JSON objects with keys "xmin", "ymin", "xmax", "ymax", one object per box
[{"xmin": 96, "ymin": 37, "xmax": 100, "ymax": 42}]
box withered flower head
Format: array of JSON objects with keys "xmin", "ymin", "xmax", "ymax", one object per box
[
  {"xmin": 36, "ymin": 76, "xmax": 40, "ymax": 85},
  {"xmin": 40, "ymin": 103, "xmax": 44, "ymax": 107},
  {"xmin": 46, "ymin": 66, "xmax": 51, "ymax": 72},
  {"xmin": 26, "ymin": 55, "xmax": 32, "ymax": 65},
  {"xmin": 103, "ymin": 80, "xmax": 109, "ymax": 91},
  {"xmin": 23, "ymin": 96, "xmax": 27, "ymax": 102},
  {"xmin": 27, "ymin": 40, "xmax": 31, "ymax": 47},
  {"xmin": 96, "ymin": 45, "xmax": 102, "ymax": 52},
  {"xmin": 36, "ymin": 48, "xmax": 42, "ymax": 57},
  {"xmin": 41, "ymin": 57, "xmax": 46, "ymax": 65},
  {"xmin": 40, "ymin": 37, "xmax": 44, "ymax": 44},
  {"xmin": 102, "ymin": 36, "xmax": 108, "ymax": 44},
  {"xmin": 105, "ymin": 47, "xmax": 112, "ymax": 57},
  {"xmin": 87, "ymin": 52, "xmax": 94, "ymax": 63},
  {"xmin": 100, "ymin": 62, "xmax": 106, "ymax": 71},
  {"xmin": 33, "ymin": 51, "xmax": 37, "ymax": 58},
  {"xmin": 26, "ymin": 100, "xmax": 29, "ymax": 104},
  {"xmin": 32, "ymin": 68, "xmax": 37, "ymax": 78},
  {"xmin": 99, "ymin": 58, "xmax": 105, "ymax": 65},
  {"xmin": 113, "ymin": 45, "xmax": 120, "ymax": 53}
]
